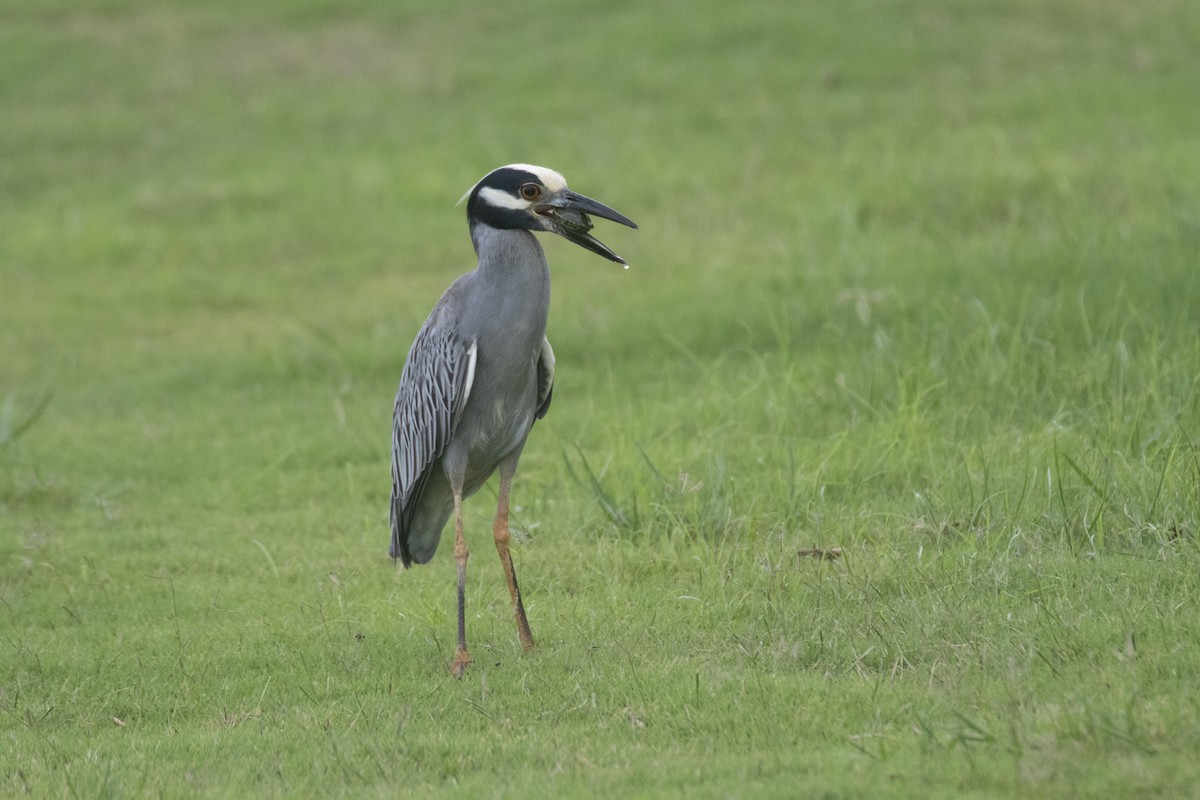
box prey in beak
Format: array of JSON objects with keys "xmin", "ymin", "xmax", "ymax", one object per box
[{"xmin": 534, "ymin": 190, "xmax": 638, "ymax": 265}]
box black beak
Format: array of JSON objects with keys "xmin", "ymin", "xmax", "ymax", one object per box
[{"xmin": 536, "ymin": 190, "xmax": 638, "ymax": 265}]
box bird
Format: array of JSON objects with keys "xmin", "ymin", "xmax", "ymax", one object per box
[{"xmin": 389, "ymin": 164, "xmax": 637, "ymax": 677}]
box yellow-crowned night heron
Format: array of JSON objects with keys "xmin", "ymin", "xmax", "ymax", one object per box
[{"xmin": 390, "ymin": 164, "xmax": 636, "ymax": 676}]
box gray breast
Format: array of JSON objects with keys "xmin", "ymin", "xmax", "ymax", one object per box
[{"xmin": 450, "ymin": 345, "xmax": 540, "ymax": 494}]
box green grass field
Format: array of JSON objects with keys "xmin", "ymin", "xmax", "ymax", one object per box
[{"xmin": 3, "ymin": 1, "xmax": 1200, "ymax": 796}]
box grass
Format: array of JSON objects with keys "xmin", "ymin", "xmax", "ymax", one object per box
[{"xmin": 3, "ymin": 0, "xmax": 1200, "ymax": 796}]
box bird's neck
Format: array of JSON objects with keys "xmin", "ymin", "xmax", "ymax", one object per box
[
  {"xmin": 468, "ymin": 223, "xmax": 551, "ymax": 329},
  {"xmin": 470, "ymin": 223, "xmax": 550, "ymax": 281}
]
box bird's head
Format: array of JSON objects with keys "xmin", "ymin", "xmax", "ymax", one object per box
[{"xmin": 461, "ymin": 164, "xmax": 638, "ymax": 265}]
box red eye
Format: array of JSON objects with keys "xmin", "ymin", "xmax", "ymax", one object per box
[{"xmin": 519, "ymin": 183, "xmax": 542, "ymax": 201}]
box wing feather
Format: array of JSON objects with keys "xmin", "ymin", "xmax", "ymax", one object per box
[
  {"xmin": 390, "ymin": 311, "xmax": 476, "ymax": 565},
  {"xmin": 535, "ymin": 336, "xmax": 555, "ymax": 420}
]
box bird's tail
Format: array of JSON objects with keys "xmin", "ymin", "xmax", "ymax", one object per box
[{"xmin": 389, "ymin": 495, "xmax": 414, "ymax": 568}]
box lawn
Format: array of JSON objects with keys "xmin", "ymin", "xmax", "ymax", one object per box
[{"xmin": 3, "ymin": 1, "xmax": 1199, "ymax": 797}]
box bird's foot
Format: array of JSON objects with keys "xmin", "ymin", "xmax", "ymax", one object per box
[{"xmin": 450, "ymin": 647, "xmax": 472, "ymax": 678}]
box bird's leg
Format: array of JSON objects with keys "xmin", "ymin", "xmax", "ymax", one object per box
[
  {"xmin": 494, "ymin": 459, "xmax": 534, "ymax": 651},
  {"xmin": 450, "ymin": 485, "xmax": 472, "ymax": 677}
]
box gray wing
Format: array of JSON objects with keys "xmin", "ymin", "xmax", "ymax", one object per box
[
  {"xmin": 390, "ymin": 311, "xmax": 477, "ymax": 565},
  {"xmin": 535, "ymin": 336, "xmax": 555, "ymax": 420}
]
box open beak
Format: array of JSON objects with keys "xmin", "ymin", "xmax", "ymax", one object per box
[{"xmin": 535, "ymin": 190, "xmax": 638, "ymax": 265}]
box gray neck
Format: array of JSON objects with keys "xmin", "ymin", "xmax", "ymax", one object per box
[
  {"xmin": 470, "ymin": 223, "xmax": 547, "ymax": 277},
  {"xmin": 467, "ymin": 222, "xmax": 552, "ymax": 334}
]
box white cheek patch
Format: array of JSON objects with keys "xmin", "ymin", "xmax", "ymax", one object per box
[{"xmin": 477, "ymin": 185, "xmax": 531, "ymax": 211}]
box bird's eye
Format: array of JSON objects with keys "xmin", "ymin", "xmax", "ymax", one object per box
[{"xmin": 519, "ymin": 183, "xmax": 542, "ymax": 201}]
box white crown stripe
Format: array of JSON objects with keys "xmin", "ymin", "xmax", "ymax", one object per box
[
  {"xmin": 460, "ymin": 164, "xmax": 569, "ymax": 208},
  {"xmin": 503, "ymin": 164, "xmax": 568, "ymax": 193}
]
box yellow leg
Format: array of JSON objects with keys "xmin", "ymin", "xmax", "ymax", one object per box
[
  {"xmin": 494, "ymin": 463, "xmax": 534, "ymax": 651},
  {"xmin": 450, "ymin": 486, "xmax": 472, "ymax": 677}
]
